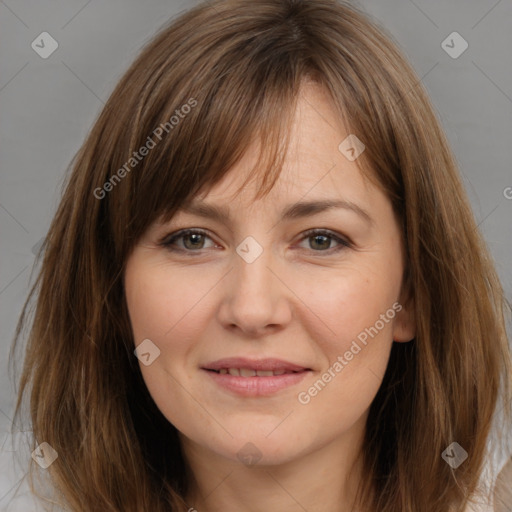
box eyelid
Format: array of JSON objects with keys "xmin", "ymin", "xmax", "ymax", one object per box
[
  {"xmin": 159, "ymin": 228, "xmax": 217, "ymax": 250},
  {"xmin": 297, "ymin": 228, "xmax": 352, "ymax": 250},
  {"xmin": 159, "ymin": 227, "xmax": 352, "ymax": 254}
]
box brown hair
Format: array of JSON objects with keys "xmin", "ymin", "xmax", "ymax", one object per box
[{"xmin": 10, "ymin": 0, "xmax": 512, "ymax": 510}]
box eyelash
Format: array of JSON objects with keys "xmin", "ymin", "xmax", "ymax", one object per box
[{"xmin": 160, "ymin": 228, "xmax": 351, "ymax": 255}]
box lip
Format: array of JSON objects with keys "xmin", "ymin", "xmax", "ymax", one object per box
[
  {"xmin": 202, "ymin": 357, "xmax": 310, "ymax": 372},
  {"xmin": 201, "ymin": 357, "xmax": 312, "ymax": 397}
]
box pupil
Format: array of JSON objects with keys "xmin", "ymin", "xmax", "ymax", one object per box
[
  {"xmin": 185, "ymin": 233, "xmax": 203, "ymax": 249},
  {"xmin": 181, "ymin": 234, "xmax": 331, "ymax": 251},
  {"xmin": 312, "ymin": 235, "xmax": 329, "ymax": 250}
]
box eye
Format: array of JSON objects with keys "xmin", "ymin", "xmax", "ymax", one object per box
[
  {"xmin": 295, "ymin": 229, "xmax": 351, "ymax": 253},
  {"xmin": 160, "ymin": 228, "xmax": 351, "ymax": 255},
  {"xmin": 161, "ymin": 229, "xmax": 217, "ymax": 253}
]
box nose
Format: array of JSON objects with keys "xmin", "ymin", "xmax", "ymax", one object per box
[{"xmin": 216, "ymin": 244, "xmax": 292, "ymax": 338}]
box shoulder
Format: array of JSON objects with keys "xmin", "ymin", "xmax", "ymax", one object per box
[
  {"xmin": 464, "ymin": 502, "xmax": 493, "ymax": 512},
  {"xmin": 465, "ymin": 454, "xmax": 512, "ymax": 512},
  {"xmin": 493, "ymin": 456, "xmax": 512, "ymax": 512},
  {"xmin": 0, "ymin": 433, "xmax": 63, "ymax": 512}
]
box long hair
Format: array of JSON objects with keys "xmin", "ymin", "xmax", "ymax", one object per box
[{"xmin": 10, "ymin": 0, "xmax": 512, "ymax": 510}]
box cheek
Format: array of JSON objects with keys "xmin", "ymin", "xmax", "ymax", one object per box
[
  {"xmin": 124, "ymin": 261, "xmax": 212, "ymax": 431},
  {"xmin": 125, "ymin": 261, "xmax": 212, "ymax": 349},
  {"xmin": 293, "ymin": 258, "xmax": 401, "ymax": 417},
  {"xmin": 303, "ymin": 262, "xmax": 401, "ymax": 353},
  {"xmin": 295, "ymin": 275, "xmax": 397, "ymax": 431}
]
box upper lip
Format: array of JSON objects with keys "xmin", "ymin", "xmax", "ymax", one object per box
[{"xmin": 202, "ymin": 357, "xmax": 311, "ymax": 372}]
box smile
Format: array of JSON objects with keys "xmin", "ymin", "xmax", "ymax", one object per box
[{"xmin": 208, "ymin": 368, "xmax": 302, "ymax": 377}]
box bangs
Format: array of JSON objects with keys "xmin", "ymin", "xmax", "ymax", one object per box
[
  {"xmin": 152, "ymin": 75, "xmax": 302, "ymax": 227},
  {"xmin": 97, "ymin": 0, "xmax": 406, "ymax": 258},
  {"xmin": 103, "ymin": 7, "xmax": 317, "ymax": 252}
]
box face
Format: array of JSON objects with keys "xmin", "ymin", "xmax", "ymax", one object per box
[{"xmin": 124, "ymin": 82, "xmax": 415, "ymax": 468}]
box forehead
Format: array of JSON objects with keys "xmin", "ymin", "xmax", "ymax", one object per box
[
  {"xmin": 195, "ymin": 83, "xmax": 373, "ymax": 210},
  {"xmin": 181, "ymin": 154, "xmax": 378, "ymax": 240},
  {"xmin": 196, "ymin": 148, "xmax": 372, "ymax": 216},
  {"xmin": 150, "ymin": 161, "xmax": 383, "ymax": 244}
]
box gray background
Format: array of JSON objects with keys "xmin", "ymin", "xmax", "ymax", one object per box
[{"xmin": 1, "ymin": 0, "xmax": 511, "ymax": 508}]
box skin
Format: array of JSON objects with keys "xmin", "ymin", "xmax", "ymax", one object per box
[{"xmin": 124, "ymin": 81, "xmax": 416, "ymax": 512}]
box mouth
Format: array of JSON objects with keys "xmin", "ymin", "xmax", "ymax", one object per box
[
  {"xmin": 205, "ymin": 368, "xmax": 306, "ymax": 377},
  {"xmin": 201, "ymin": 357, "xmax": 312, "ymax": 396}
]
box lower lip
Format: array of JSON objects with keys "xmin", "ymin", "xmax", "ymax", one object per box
[{"xmin": 202, "ymin": 369, "xmax": 311, "ymax": 397}]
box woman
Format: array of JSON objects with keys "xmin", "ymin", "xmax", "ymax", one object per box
[{"xmin": 10, "ymin": 0, "xmax": 512, "ymax": 510}]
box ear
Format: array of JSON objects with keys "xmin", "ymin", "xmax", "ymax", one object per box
[{"xmin": 392, "ymin": 278, "xmax": 415, "ymax": 343}]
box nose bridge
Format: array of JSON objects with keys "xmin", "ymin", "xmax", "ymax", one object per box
[
  {"xmin": 233, "ymin": 233, "xmax": 277, "ymax": 302},
  {"xmin": 218, "ymin": 232, "xmax": 290, "ymax": 334}
]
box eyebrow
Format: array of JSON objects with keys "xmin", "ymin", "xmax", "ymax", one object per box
[{"xmin": 180, "ymin": 199, "xmax": 374, "ymax": 226}]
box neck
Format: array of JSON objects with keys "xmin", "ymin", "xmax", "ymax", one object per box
[{"xmin": 180, "ymin": 415, "xmax": 367, "ymax": 512}]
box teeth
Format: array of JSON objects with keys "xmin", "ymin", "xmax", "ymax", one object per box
[
  {"xmin": 256, "ymin": 370, "xmax": 274, "ymax": 377},
  {"xmin": 216, "ymin": 368, "xmax": 295, "ymax": 377}
]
